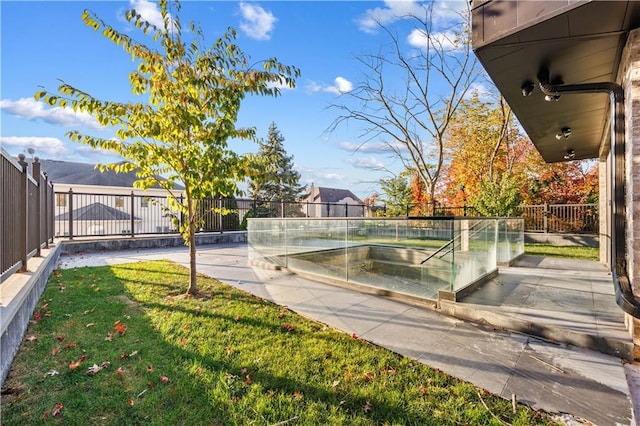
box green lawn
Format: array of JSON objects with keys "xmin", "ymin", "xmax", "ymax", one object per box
[
  {"xmin": 525, "ymin": 243, "xmax": 599, "ymax": 261},
  {"xmin": 1, "ymin": 261, "xmax": 557, "ymax": 425}
]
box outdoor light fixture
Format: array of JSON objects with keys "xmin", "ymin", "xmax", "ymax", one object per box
[
  {"xmin": 521, "ymin": 81, "xmax": 534, "ymax": 97},
  {"xmin": 555, "ymin": 127, "xmax": 572, "ymax": 140},
  {"xmin": 564, "ymin": 149, "xmax": 576, "ymax": 160}
]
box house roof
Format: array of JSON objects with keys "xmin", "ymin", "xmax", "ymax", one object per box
[
  {"xmin": 306, "ymin": 186, "xmax": 364, "ymax": 204},
  {"xmin": 55, "ymin": 202, "xmax": 141, "ymax": 221},
  {"xmin": 32, "ymin": 159, "xmax": 180, "ymax": 189},
  {"xmin": 471, "ymin": 0, "xmax": 640, "ymax": 163}
]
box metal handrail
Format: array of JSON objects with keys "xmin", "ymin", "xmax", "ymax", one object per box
[{"xmin": 419, "ymin": 220, "xmax": 491, "ymax": 265}]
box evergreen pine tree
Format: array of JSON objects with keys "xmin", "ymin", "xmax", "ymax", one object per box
[{"xmin": 249, "ymin": 122, "xmax": 305, "ymax": 202}]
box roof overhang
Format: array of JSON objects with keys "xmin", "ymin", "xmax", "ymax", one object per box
[{"xmin": 472, "ymin": 0, "xmax": 640, "ymax": 162}]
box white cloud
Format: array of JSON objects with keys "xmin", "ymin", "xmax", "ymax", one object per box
[
  {"xmin": 266, "ymin": 76, "xmax": 295, "ymax": 91},
  {"xmin": 338, "ymin": 141, "xmax": 407, "ymax": 154},
  {"xmin": 323, "ymin": 77, "xmax": 353, "ymax": 95},
  {"xmin": 0, "ymin": 136, "xmax": 68, "ymax": 157},
  {"xmin": 297, "ymin": 166, "xmax": 345, "ymax": 186},
  {"xmin": 306, "ymin": 78, "xmax": 353, "ymax": 95},
  {"xmin": 306, "ymin": 81, "xmax": 323, "ymax": 94},
  {"xmin": 357, "ymin": 1, "xmax": 467, "ymax": 34},
  {"xmin": 0, "ymin": 97, "xmax": 103, "ymax": 130},
  {"xmin": 464, "ymin": 82, "xmax": 495, "ymax": 100},
  {"xmin": 408, "ymin": 29, "xmax": 457, "ymax": 51},
  {"xmin": 346, "ymin": 156, "xmax": 385, "ymax": 170},
  {"xmin": 239, "ymin": 2, "xmax": 276, "ymax": 40},
  {"xmin": 129, "ymin": 0, "xmax": 171, "ymax": 29},
  {"xmin": 357, "ymin": 0, "xmax": 425, "ymax": 34}
]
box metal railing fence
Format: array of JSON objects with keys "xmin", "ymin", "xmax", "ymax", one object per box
[
  {"xmin": 1, "ymin": 150, "xmax": 55, "ymax": 282},
  {"xmin": 52, "ymin": 190, "xmax": 600, "ymax": 239},
  {"xmin": 517, "ymin": 203, "xmax": 598, "ymax": 234}
]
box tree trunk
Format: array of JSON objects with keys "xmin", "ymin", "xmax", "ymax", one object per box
[{"xmin": 186, "ymin": 196, "xmax": 198, "ymax": 295}]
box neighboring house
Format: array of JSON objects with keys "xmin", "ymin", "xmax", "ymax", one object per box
[
  {"xmin": 471, "ymin": 2, "xmax": 640, "ymax": 347},
  {"xmin": 303, "ymin": 185, "xmax": 368, "ymax": 217},
  {"xmin": 34, "ymin": 159, "xmax": 181, "ymax": 237}
]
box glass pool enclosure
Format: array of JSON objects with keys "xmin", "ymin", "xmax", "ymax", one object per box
[{"xmin": 248, "ymin": 217, "xmax": 524, "ymax": 302}]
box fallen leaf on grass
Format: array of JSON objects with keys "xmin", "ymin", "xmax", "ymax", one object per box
[
  {"xmin": 56, "ymin": 335, "xmax": 66, "ymax": 342},
  {"xmin": 105, "ymin": 332, "xmax": 114, "ymax": 341},
  {"xmin": 128, "ymin": 398, "xmax": 134, "ymax": 406},
  {"xmin": 364, "ymin": 372, "xmax": 374, "ymax": 381},
  {"xmin": 351, "ymin": 333, "xmax": 359, "ymax": 340},
  {"xmin": 86, "ymin": 364, "xmax": 102, "ymax": 376},
  {"xmin": 52, "ymin": 403, "xmax": 64, "ymax": 416},
  {"xmin": 51, "ymin": 347, "xmax": 59, "ymax": 356},
  {"xmin": 31, "ymin": 311, "xmax": 43, "ymax": 324},
  {"xmin": 63, "ymin": 341, "xmax": 76, "ymax": 349},
  {"xmin": 160, "ymin": 375, "xmax": 169, "ymax": 383},
  {"xmin": 69, "ymin": 360, "xmax": 82, "ymax": 370},
  {"xmin": 59, "ymin": 285, "xmax": 66, "ymax": 291},
  {"xmin": 293, "ymin": 391, "xmax": 304, "ymax": 400},
  {"xmin": 116, "ymin": 367, "xmax": 125, "ymax": 377},
  {"xmin": 363, "ymin": 400, "xmax": 372, "ymax": 413},
  {"xmin": 114, "ymin": 321, "xmax": 127, "ymax": 335},
  {"xmin": 101, "ymin": 361, "xmax": 111, "ymax": 369},
  {"xmin": 85, "ymin": 323, "xmax": 95, "ymax": 328},
  {"xmin": 146, "ymin": 365, "xmax": 154, "ymax": 373},
  {"xmin": 45, "ymin": 370, "xmax": 59, "ymax": 377},
  {"xmin": 282, "ymin": 323, "xmax": 295, "ymax": 332},
  {"xmin": 331, "ymin": 380, "xmax": 340, "ymax": 388},
  {"xmin": 26, "ymin": 335, "xmax": 37, "ymax": 342}
]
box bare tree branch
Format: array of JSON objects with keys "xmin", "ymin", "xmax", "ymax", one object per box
[{"xmin": 327, "ymin": 2, "xmax": 478, "ymax": 202}]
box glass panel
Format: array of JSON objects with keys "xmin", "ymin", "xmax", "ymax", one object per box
[
  {"xmin": 247, "ymin": 217, "xmax": 524, "ymax": 301},
  {"xmin": 247, "ymin": 218, "xmax": 288, "ymax": 267},
  {"xmin": 345, "ymin": 218, "xmax": 453, "ymax": 299},
  {"xmin": 284, "ymin": 219, "xmax": 347, "ymax": 280},
  {"xmin": 452, "ymin": 218, "xmax": 498, "ymax": 293}
]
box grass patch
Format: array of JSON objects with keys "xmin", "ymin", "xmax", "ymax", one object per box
[
  {"xmin": 2, "ymin": 261, "xmax": 557, "ymax": 425},
  {"xmin": 525, "ymin": 244, "xmax": 599, "ymax": 261}
]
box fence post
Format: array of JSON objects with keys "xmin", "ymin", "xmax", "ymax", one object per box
[
  {"xmin": 43, "ymin": 172, "xmax": 50, "ymax": 248},
  {"xmin": 219, "ymin": 198, "xmax": 223, "ymax": 233},
  {"xmin": 68, "ymin": 189, "xmax": 74, "ymax": 240},
  {"xmin": 345, "ymin": 202, "xmax": 348, "ymax": 217},
  {"xmin": 543, "ymin": 203, "xmax": 548, "ymax": 233},
  {"xmin": 32, "ymin": 158, "xmax": 42, "ymax": 256},
  {"xmin": 49, "ymin": 183, "xmax": 55, "ymax": 243},
  {"xmin": 130, "ymin": 191, "xmax": 135, "ymax": 238},
  {"xmin": 18, "ymin": 154, "xmax": 28, "ymax": 271}
]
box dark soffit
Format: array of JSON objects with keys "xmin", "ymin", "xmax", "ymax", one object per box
[{"xmin": 472, "ymin": 0, "xmax": 640, "ymax": 163}]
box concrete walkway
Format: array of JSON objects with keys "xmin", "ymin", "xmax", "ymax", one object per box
[{"xmin": 57, "ymin": 243, "xmax": 638, "ymax": 426}]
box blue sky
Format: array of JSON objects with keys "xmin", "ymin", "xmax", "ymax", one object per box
[{"xmin": 0, "ymin": 0, "xmax": 471, "ymax": 200}]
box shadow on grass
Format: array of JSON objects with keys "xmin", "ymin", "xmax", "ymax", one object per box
[{"xmin": 1, "ymin": 260, "xmax": 552, "ymax": 425}]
